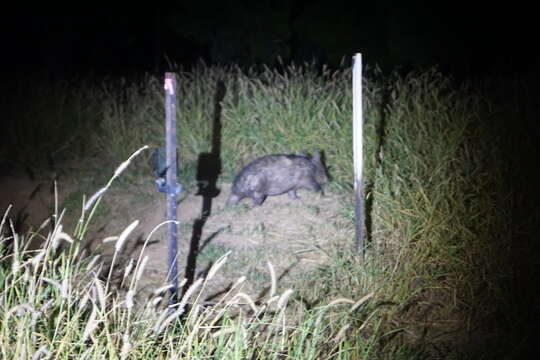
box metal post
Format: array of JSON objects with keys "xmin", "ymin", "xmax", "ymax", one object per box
[
  {"xmin": 353, "ymin": 53, "xmax": 365, "ymax": 254},
  {"xmin": 164, "ymin": 72, "xmax": 179, "ymax": 303}
]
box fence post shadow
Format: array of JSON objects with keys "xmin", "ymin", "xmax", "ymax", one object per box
[
  {"xmin": 182, "ymin": 79, "xmax": 226, "ymax": 296},
  {"xmin": 365, "ymin": 80, "xmax": 389, "ymax": 246}
]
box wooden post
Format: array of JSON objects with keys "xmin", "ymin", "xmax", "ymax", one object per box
[
  {"xmin": 353, "ymin": 53, "xmax": 365, "ymax": 254},
  {"xmin": 164, "ymin": 72, "xmax": 179, "ymax": 303}
]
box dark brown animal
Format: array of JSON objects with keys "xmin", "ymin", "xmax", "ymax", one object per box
[{"xmin": 226, "ymin": 150, "xmax": 329, "ymax": 206}]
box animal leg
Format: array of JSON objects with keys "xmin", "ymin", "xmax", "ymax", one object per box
[
  {"xmin": 253, "ymin": 193, "xmax": 266, "ymax": 206},
  {"xmin": 288, "ymin": 189, "xmax": 299, "ymax": 199}
]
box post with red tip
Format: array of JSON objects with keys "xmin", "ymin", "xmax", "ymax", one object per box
[{"xmin": 164, "ymin": 72, "xmax": 179, "ymax": 303}]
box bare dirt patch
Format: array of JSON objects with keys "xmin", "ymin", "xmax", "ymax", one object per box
[
  {"xmin": 0, "ymin": 170, "xmax": 58, "ymax": 237},
  {"xmin": 97, "ymin": 182, "xmax": 350, "ymax": 303},
  {"xmin": 1, "ymin": 169, "xmax": 352, "ymax": 305}
]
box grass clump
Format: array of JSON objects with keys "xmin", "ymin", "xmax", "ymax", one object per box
[
  {"xmin": 0, "ymin": 75, "xmax": 102, "ymax": 176},
  {"xmin": 2, "ymin": 62, "xmax": 534, "ymax": 358},
  {"xmin": 0, "ymin": 148, "xmax": 377, "ymax": 359}
]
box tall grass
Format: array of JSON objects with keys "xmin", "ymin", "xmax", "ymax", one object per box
[
  {"xmin": 1, "ymin": 62, "xmax": 528, "ymax": 357},
  {"xmin": 0, "ymin": 75, "xmax": 102, "ymax": 173},
  {"xmin": 0, "ymin": 149, "xmax": 376, "ymax": 359}
]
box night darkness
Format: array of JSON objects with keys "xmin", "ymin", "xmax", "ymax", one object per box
[
  {"xmin": 1, "ymin": 2, "xmax": 538, "ymax": 76},
  {"xmin": 1, "ymin": 1, "xmax": 539, "ymax": 358}
]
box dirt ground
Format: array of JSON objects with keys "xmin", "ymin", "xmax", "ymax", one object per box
[
  {"xmin": 1, "ymin": 165, "xmax": 507, "ymax": 357},
  {"xmin": 0, "ymin": 166, "xmax": 352, "ymax": 305}
]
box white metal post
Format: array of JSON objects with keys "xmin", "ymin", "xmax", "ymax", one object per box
[{"xmin": 353, "ymin": 53, "xmax": 364, "ymax": 253}]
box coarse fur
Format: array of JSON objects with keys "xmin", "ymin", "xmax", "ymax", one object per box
[{"xmin": 226, "ymin": 150, "xmax": 329, "ymax": 207}]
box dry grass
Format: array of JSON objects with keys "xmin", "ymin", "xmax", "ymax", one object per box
[
  {"xmin": 2, "ymin": 63, "xmax": 533, "ymax": 358},
  {"xmin": 0, "ymin": 148, "xmax": 377, "ymax": 359}
]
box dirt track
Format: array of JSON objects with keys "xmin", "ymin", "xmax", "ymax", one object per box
[{"xmin": 1, "ymin": 169, "xmax": 350, "ymax": 303}]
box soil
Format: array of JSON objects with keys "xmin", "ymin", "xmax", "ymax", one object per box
[
  {"xmin": 0, "ymin": 165, "xmax": 505, "ymax": 357},
  {"xmin": 0, "ymin": 166, "xmax": 351, "ymax": 306}
]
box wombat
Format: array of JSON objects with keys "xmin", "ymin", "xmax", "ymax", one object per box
[{"xmin": 226, "ymin": 150, "xmax": 329, "ymax": 206}]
